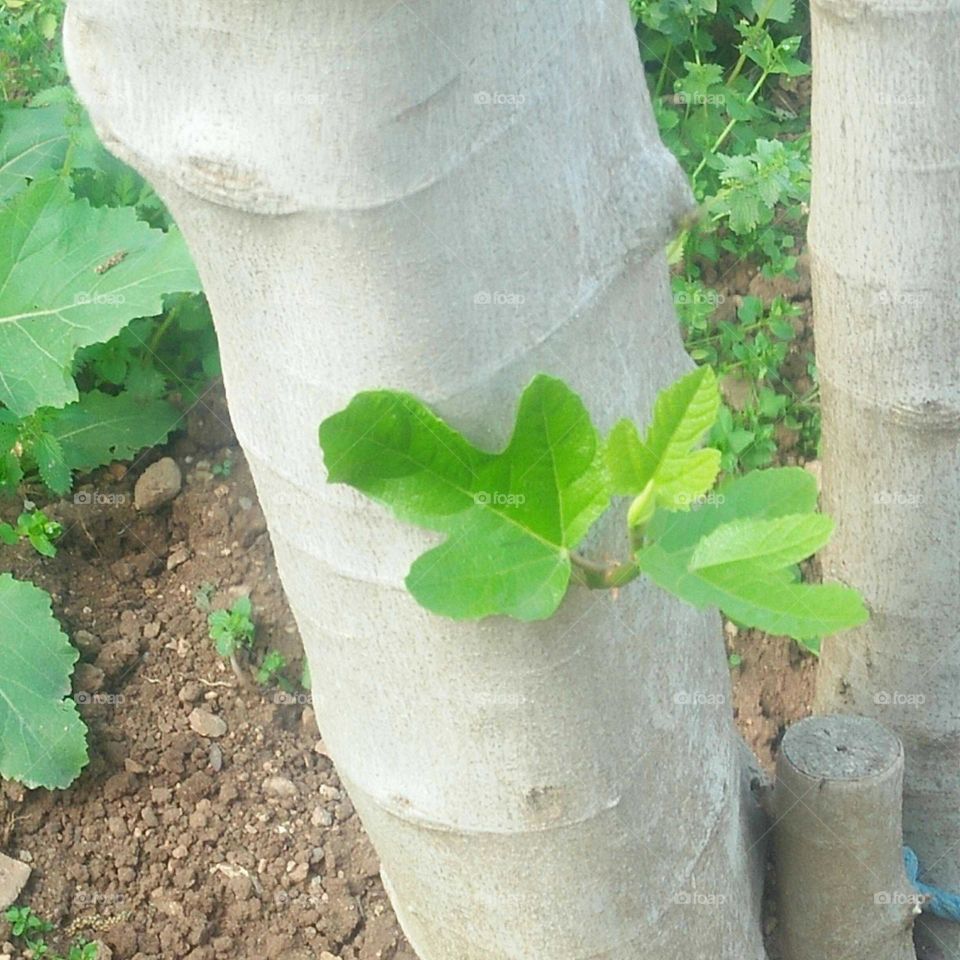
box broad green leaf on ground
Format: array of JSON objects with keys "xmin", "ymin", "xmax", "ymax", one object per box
[
  {"xmin": 637, "ymin": 468, "xmax": 867, "ymax": 647},
  {"xmin": 46, "ymin": 389, "xmax": 183, "ymax": 472},
  {"xmin": 0, "ymin": 99, "xmax": 113, "ymax": 202},
  {"xmin": 0, "ymin": 103, "xmax": 71, "ymax": 201},
  {"xmin": 319, "ymin": 375, "xmax": 610, "ymax": 621},
  {"xmin": 605, "ymin": 366, "xmax": 721, "ymax": 508},
  {"xmin": 0, "ymin": 574, "xmax": 88, "ymax": 789},
  {"xmin": 32, "ymin": 431, "xmax": 71, "ymax": 494},
  {"xmin": 0, "ymin": 175, "xmax": 201, "ymax": 417}
]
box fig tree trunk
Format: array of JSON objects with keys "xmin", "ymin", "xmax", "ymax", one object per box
[
  {"xmin": 809, "ymin": 0, "xmax": 960, "ymax": 954},
  {"xmin": 64, "ymin": 3, "xmax": 768, "ymax": 956}
]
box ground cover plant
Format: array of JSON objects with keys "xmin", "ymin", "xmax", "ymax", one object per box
[
  {"xmin": 0, "ymin": 0, "xmax": 220, "ymax": 789},
  {"xmin": 632, "ymin": 0, "xmax": 818, "ymax": 471}
]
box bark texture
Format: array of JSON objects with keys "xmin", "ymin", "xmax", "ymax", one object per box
[
  {"xmin": 64, "ymin": 3, "xmax": 768, "ymax": 956},
  {"xmin": 773, "ymin": 715, "xmax": 917, "ymax": 960},
  {"xmin": 809, "ymin": 0, "xmax": 960, "ymax": 953}
]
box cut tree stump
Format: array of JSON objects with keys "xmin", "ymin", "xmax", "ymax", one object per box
[{"xmin": 773, "ymin": 714, "xmax": 918, "ymax": 960}]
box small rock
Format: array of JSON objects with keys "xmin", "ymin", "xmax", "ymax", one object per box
[
  {"xmin": 208, "ymin": 744, "xmax": 223, "ymax": 772},
  {"xmin": 124, "ymin": 758, "xmax": 147, "ymax": 774},
  {"xmin": 74, "ymin": 662, "xmax": 105, "ymax": 694},
  {"xmin": 227, "ymin": 873, "xmax": 253, "ymax": 901},
  {"xmin": 235, "ymin": 504, "xmax": 268, "ymax": 547},
  {"xmin": 171, "ymin": 845, "xmax": 189, "ymax": 860},
  {"xmin": 119, "ymin": 610, "xmax": 140, "ymax": 640},
  {"xmin": 300, "ymin": 707, "xmax": 316, "ymax": 730},
  {"xmin": 311, "ymin": 806, "xmax": 333, "ymax": 828},
  {"xmin": 95, "ymin": 638, "xmax": 139, "ymax": 678},
  {"xmin": 262, "ymin": 776, "xmax": 297, "ymax": 799},
  {"xmin": 103, "ymin": 772, "xmax": 138, "ymax": 800},
  {"xmin": 178, "ymin": 682, "xmax": 203, "ymax": 704},
  {"xmin": 73, "ymin": 629, "xmax": 102, "ymax": 658},
  {"xmin": 288, "ymin": 862, "xmax": 309, "ymax": 883},
  {"xmin": 143, "ymin": 621, "xmax": 161, "ymax": 640},
  {"xmin": 189, "ymin": 708, "xmax": 227, "ymax": 739},
  {"xmin": 110, "ymin": 560, "xmax": 135, "ymax": 583},
  {"xmin": 318, "ymin": 784, "xmax": 340, "ymax": 802},
  {"xmin": 0, "ymin": 853, "xmax": 30, "ymax": 910},
  {"xmin": 320, "ymin": 952, "xmax": 340, "ymax": 960},
  {"xmin": 167, "ymin": 546, "xmax": 190, "ymax": 571},
  {"xmin": 93, "ymin": 942, "xmax": 113, "ymax": 960},
  {"xmin": 135, "ymin": 458, "xmax": 182, "ymax": 513}
]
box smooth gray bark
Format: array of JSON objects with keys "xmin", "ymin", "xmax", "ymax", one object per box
[
  {"xmin": 64, "ymin": 2, "xmax": 769, "ymax": 956},
  {"xmin": 809, "ymin": 0, "xmax": 960, "ymax": 954}
]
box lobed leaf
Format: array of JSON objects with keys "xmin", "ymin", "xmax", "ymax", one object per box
[
  {"xmin": 320, "ymin": 376, "xmax": 609, "ymax": 620},
  {"xmin": 605, "ymin": 366, "xmax": 721, "ymax": 509}
]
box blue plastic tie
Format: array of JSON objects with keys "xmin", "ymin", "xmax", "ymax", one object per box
[{"xmin": 904, "ymin": 846, "xmax": 960, "ymax": 923}]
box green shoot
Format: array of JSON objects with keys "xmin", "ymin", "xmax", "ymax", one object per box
[
  {"xmin": 208, "ymin": 595, "xmax": 255, "ymax": 683},
  {"xmin": 320, "ymin": 369, "xmax": 867, "ymax": 651},
  {"xmin": 256, "ymin": 649, "xmax": 289, "ymax": 687},
  {"xmin": 0, "ymin": 508, "xmax": 62, "ymax": 557}
]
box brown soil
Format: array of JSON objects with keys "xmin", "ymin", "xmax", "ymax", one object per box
[
  {"xmin": 0, "ymin": 399, "xmax": 415, "ymax": 960},
  {"xmin": 0, "ymin": 378, "xmax": 813, "ymax": 959}
]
